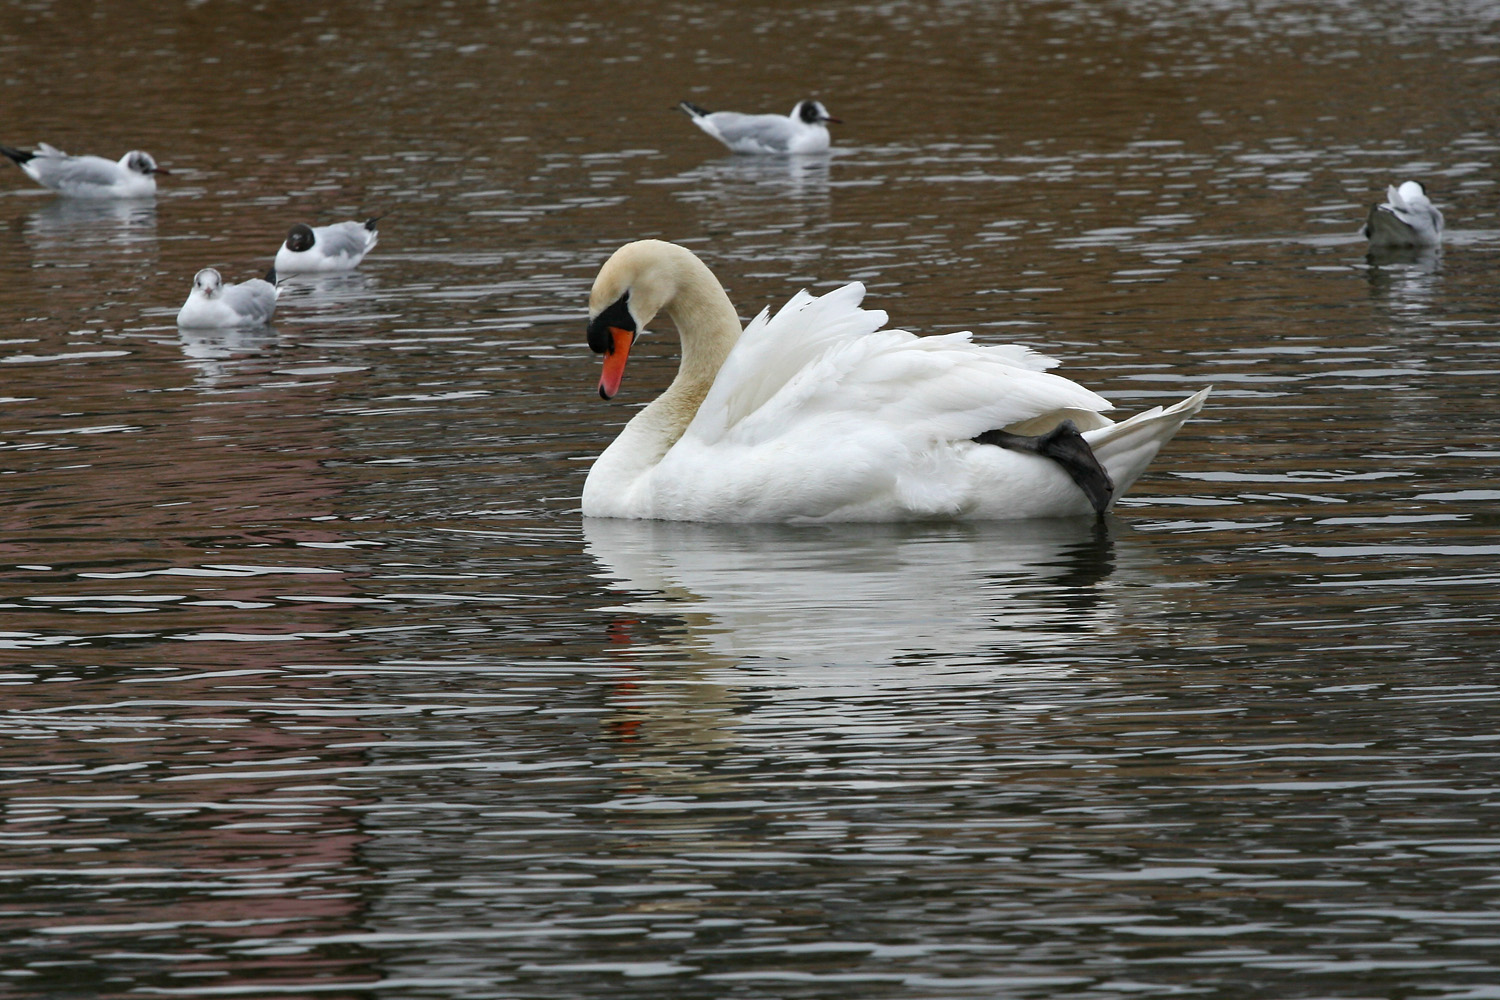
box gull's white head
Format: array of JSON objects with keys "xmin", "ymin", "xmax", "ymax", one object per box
[
  {"xmin": 192, "ymin": 268, "xmax": 223, "ymax": 298},
  {"xmin": 794, "ymin": 100, "xmax": 841, "ymax": 125},
  {"xmin": 122, "ymin": 150, "xmax": 167, "ymax": 176}
]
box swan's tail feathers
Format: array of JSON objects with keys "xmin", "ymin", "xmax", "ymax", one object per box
[
  {"xmin": 1364, "ymin": 204, "xmax": 1415, "ymax": 247},
  {"xmin": 678, "ymin": 100, "xmax": 712, "ymax": 119},
  {"xmin": 0, "ymin": 144, "xmax": 35, "ymax": 167},
  {"xmin": 1085, "ymin": 388, "xmax": 1210, "ymax": 504},
  {"xmin": 976, "ymin": 420, "xmax": 1115, "ymax": 516}
]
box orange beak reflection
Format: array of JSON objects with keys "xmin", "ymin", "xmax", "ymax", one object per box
[{"xmin": 598, "ymin": 327, "xmax": 634, "ymax": 400}]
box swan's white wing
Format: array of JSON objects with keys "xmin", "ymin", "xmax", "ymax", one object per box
[
  {"xmin": 687, "ymin": 282, "xmax": 1079, "ymax": 446},
  {"xmin": 692, "ymin": 283, "xmax": 882, "ymax": 437},
  {"xmin": 722, "ymin": 329, "xmax": 1111, "ymax": 449}
]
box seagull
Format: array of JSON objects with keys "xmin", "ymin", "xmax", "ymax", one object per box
[
  {"xmin": 1363, "ymin": 180, "xmax": 1444, "ymax": 248},
  {"xmin": 176, "ymin": 268, "xmax": 280, "ymax": 328},
  {"xmin": 0, "ymin": 142, "xmax": 169, "ymax": 198},
  {"xmin": 274, "ymin": 217, "xmax": 381, "ymax": 273},
  {"xmin": 677, "ymin": 99, "xmax": 841, "ymax": 155}
]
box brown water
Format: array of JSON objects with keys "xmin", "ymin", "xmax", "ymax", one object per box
[{"xmin": 4, "ymin": 2, "xmax": 1500, "ymax": 998}]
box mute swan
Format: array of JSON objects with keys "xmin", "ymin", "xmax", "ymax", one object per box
[
  {"xmin": 1, "ymin": 142, "xmax": 168, "ymax": 198},
  {"xmin": 1363, "ymin": 180, "xmax": 1444, "ymax": 248},
  {"xmin": 677, "ymin": 99, "xmax": 840, "ymax": 155},
  {"xmin": 582, "ymin": 240, "xmax": 1208, "ymax": 522},
  {"xmin": 177, "ymin": 267, "xmax": 280, "ymax": 328},
  {"xmin": 275, "ymin": 217, "xmax": 381, "ymax": 273}
]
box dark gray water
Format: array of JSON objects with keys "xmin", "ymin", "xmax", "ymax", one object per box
[{"xmin": 4, "ymin": 2, "xmax": 1500, "ymax": 997}]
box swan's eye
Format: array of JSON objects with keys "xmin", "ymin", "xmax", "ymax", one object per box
[{"xmin": 587, "ymin": 292, "xmax": 635, "ymax": 355}]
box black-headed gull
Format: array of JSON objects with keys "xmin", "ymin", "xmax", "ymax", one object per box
[
  {"xmin": 677, "ymin": 99, "xmax": 841, "ymax": 155},
  {"xmin": 1363, "ymin": 180, "xmax": 1444, "ymax": 248},
  {"xmin": 274, "ymin": 217, "xmax": 381, "ymax": 273},
  {"xmin": 177, "ymin": 268, "xmax": 280, "ymax": 328},
  {"xmin": 1, "ymin": 142, "xmax": 169, "ymax": 198}
]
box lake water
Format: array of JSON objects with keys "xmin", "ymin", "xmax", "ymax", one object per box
[{"xmin": 4, "ymin": 1, "xmax": 1500, "ymax": 997}]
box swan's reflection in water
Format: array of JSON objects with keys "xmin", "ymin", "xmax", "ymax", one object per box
[
  {"xmin": 584, "ymin": 516, "xmax": 1159, "ymax": 770},
  {"xmin": 586, "ymin": 515, "xmax": 1133, "ymax": 674}
]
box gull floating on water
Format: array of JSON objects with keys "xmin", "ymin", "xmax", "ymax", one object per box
[
  {"xmin": 177, "ymin": 268, "xmax": 280, "ymax": 328},
  {"xmin": 677, "ymin": 99, "xmax": 840, "ymax": 155},
  {"xmin": 0, "ymin": 142, "xmax": 169, "ymax": 198},
  {"xmin": 274, "ymin": 217, "xmax": 381, "ymax": 273},
  {"xmin": 1363, "ymin": 180, "xmax": 1444, "ymax": 248},
  {"xmin": 582, "ymin": 239, "xmax": 1208, "ymax": 522}
]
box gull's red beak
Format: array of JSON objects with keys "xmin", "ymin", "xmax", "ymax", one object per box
[{"xmin": 598, "ymin": 327, "xmax": 634, "ymax": 400}]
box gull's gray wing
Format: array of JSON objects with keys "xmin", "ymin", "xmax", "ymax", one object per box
[
  {"xmin": 313, "ymin": 221, "xmax": 374, "ymax": 260},
  {"xmin": 704, "ymin": 111, "xmax": 796, "ymax": 153},
  {"xmin": 30, "ymin": 152, "xmax": 124, "ymax": 189},
  {"xmin": 221, "ymin": 280, "xmax": 278, "ymax": 326}
]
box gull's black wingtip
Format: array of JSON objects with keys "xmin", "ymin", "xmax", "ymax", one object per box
[{"xmin": 1, "ymin": 144, "xmax": 35, "ymax": 167}]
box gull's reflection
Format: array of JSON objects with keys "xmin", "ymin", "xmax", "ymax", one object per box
[
  {"xmin": 178, "ymin": 325, "xmax": 278, "ymax": 386},
  {"xmin": 585, "ymin": 515, "xmax": 1123, "ymax": 673},
  {"xmin": 24, "ymin": 198, "xmax": 157, "ymax": 250},
  {"xmin": 27, "ymin": 196, "xmax": 158, "ymax": 242},
  {"xmin": 668, "ymin": 152, "xmax": 832, "ymax": 215},
  {"xmin": 1364, "ymin": 245, "xmax": 1440, "ymax": 312},
  {"xmin": 273, "ymin": 270, "xmax": 380, "ymax": 319}
]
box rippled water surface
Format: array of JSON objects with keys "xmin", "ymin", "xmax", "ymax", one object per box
[{"xmin": 5, "ymin": 1, "xmax": 1500, "ymax": 997}]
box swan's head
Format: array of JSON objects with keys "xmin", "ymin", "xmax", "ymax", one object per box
[
  {"xmin": 587, "ymin": 240, "xmax": 681, "ymax": 400},
  {"xmin": 795, "ymin": 100, "xmax": 841, "ymax": 125},
  {"xmin": 284, "ymin": 223, "xmax": 316, "ymax": 253},
  {"xmin": 192, "ymin": 268, "xmax": 223, "ymax": 299},
  {"xmin": 123, "ymin": 150, "xmax": 167, "ymax": 176}
]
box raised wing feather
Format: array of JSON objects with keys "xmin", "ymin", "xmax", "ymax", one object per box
[{"xmin": 684, "ymin": 282, "xmax": 1105, "ymax": 450}]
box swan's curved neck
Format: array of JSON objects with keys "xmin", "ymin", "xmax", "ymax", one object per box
[{"xmin": 647, "ymin": 250, "xmax": 741, "ymax": 439}]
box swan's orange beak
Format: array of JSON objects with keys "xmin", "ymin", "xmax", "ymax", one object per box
[{"xmin": 598, "ymin": 327, "xmax": 633, "ymax": 400}]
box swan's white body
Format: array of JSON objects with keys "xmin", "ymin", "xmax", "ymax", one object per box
[
  {"xmin": 582, "ymin": 240, "xmax": 1207, "ymax": 523},
  {"xmin": 678, "ymin": 100, "xmax": 838, "ymax": 156},
  {"xmin": 1, "ymin": 142, "xmax": 165, "ymax": 198},
  {"xmin": 275, "ymin": 218, "xmax": 380, "ymax": 272},
  {"xmin": 176, "ymin": 268, "xmax": 280, "ymax": 328},
  {"xmin": 1364, "ymin": 180, "xmax": 1444, "ymax": 248}
]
